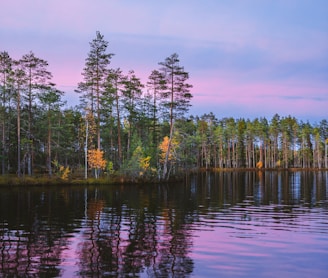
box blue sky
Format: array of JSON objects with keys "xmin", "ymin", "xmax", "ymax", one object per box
[{"xmin": 1, "ymin": 0, "xmax": 327, "ymax": 122}]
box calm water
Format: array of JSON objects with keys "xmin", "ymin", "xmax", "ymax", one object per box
[{"xmin": 0, "ymin": 171, "xmax": 327, "ymax": 277}]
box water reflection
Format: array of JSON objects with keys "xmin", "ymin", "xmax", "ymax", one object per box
[{"xmin": 0, "ymin": 171, "xmax": 327, "ymax": 277}]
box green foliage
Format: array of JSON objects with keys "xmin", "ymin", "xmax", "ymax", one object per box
[
  {"xmin": 52, "ymin": 160, "xmax": 71, "ymax": 181},
  {"xmin": 106, "ymin": 161, "xmax": 115, "ymax": 175},
  {"xmin": 1, "ymin": 38, "xmax": 327, "ymax": 184},
  {"xmin": 120, "ymin": 146, "xmax": 156, "ymax": 181}
]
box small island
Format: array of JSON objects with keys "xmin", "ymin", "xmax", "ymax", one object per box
[{"xmin": 1, "ymin": 32, "xmax": 327, "ymax": 186}]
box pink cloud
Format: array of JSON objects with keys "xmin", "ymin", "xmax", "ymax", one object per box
[{"xmin": 189, "ymin": 75, "xmax": 327, "ymax": 121}]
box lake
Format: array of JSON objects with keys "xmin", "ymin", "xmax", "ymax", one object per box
[{"xmin": 0, "ymin": 171, "xmax": 327, "ymax": 277}]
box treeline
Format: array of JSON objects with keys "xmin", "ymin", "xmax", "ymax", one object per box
[
  {"xmin": 183, "ymin": 113, "xmax": 328, "ymax": 170},
  {"xmin": 0, "ymin": 32, "xmax": 327, "ymax": 182}
]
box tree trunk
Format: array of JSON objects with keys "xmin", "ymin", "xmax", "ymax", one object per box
[
  {"xmin": 85, "ymin": 118, "xmax": 88, "ymax": 179},
  {"xmin": 28, "ymin": 74, "xmax": 32, "ymax": 176},
  {"xmin": 17, "ymin": 89, "xmax": 21, "ymax": 177},
  {"xmin": 47, "ymin": 110, "xmax": 52, "ymax": 177},
  {"xmin": 115, "ymin": 84, "xmax": 122, "ymax": 166},
  {"xmin": 325, "ymin": 140, "xmax": 327, "ymax": 169},
  {"xmin": 162, "ymin": 121, "xmax": 174, "ymax": 180}
]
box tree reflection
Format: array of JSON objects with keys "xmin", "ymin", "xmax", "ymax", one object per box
[
  {"xmin": 190, "ymin": 170, "xmax": 328, "ymax": 208},
  {"xmin": 75, "ymin": 186, "xmax": 194, "ymax": 277},
  {"xmin": 0, "ymin": 171, "xmax": 327, "ymax": 277},
  {"xmin": 0, "ymin": 188, "xmax": 80, "ymax": 277}
]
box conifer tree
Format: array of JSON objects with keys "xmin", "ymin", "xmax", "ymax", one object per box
[
  {"xmin": 0, "ymin": 51, "xmax": 12, "ymax": 174},
  {"xmin": 146, "ymin": 70, "xmax": 165, "ymax": 149},
  {"xmin": 104, "ymin": 68, "xmax": 124, "ymax": 166},
  {"xmin": 11, "ymin": 62, "xmax": 27, "ymax": 177},
  {"xmin": 39, "ymin": 88, "xmax": 65, "ymax": 177},
  {"xmin": 158, "ymin": 53, "xmax": 193, "ymax": 180},
  {"xmin": 19, "ymin": 51, "xmax": 53, "ymax": 175},
  {"xmin": 121, "ymin": 70, "xmax": 144, "ymax": 157},
  {"xmin": 77, "ymin": 31, "xmax": 114, "ymax": 150}
]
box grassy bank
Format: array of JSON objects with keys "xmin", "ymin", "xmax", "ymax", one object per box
[{"xmin": 1, "ymin": 168, "xmax": 326, "ymax": 186}]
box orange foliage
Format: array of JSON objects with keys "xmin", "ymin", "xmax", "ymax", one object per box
[
  {"xmin": 256, "ymin": 161, "xmax": 263, "ymax": 169},
  {"xmin": 159, "ymin": 136, "xmax": 173, "ymax": 163},
  {"xmin": 88, "ymin": 149, "xmax": 107, "ymax": 170}
]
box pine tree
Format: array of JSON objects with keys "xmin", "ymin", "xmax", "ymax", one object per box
[
  {"xmin": 19, "ymin": 51, "xmax": 53, "ymax": 175},
  {"xmin": 0, "ymin": 51, "xmax": 12, "ymax": 174},
  {"xmin": 104, "ymin": 68, "xmax": 124, "ymax": 166},
  {"xmin": 39, "ymin": 88, "xmax": 65, "ymax": 177},
  {"xmin": 121, "ymin": 70, "xmax": 144, "ymax": 158},
  {"xmin": 77, "ymin": 31, "xmax": 114, "ymax": 150},
  {"xmin": 11, "ymin": 62, "xmax": 27, "ymax": 177},
  {"xmin": 158, "ymin": 53, "xmax": 193, "ymax": 180},
  {"xmin": 146, "ymin": 70, "xmax": 166, "ymax": 150}
]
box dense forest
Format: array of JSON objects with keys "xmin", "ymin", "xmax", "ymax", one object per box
[{"xmin": 0, "ymin": 32, "xmax": 327, "ymax": 183}]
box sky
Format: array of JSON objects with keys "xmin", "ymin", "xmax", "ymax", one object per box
[{"xmin": 1, "ymin": 0, "xmax": 327, "ymax": 123}]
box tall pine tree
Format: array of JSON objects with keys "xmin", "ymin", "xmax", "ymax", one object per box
[
  {"xmin": 0, "ymin": 51, "xmax": 12, "ymax": 174},
  {"xmin": 19, "ymin": 51, "xmax": 53, "ymax": 175},
  {"xmin": 158, "ymin": 53, "xmax": 193, "ymax": 180},
  {"xmin": 77, "ymin": 31, "xmax": 113, "ymax": 150}
]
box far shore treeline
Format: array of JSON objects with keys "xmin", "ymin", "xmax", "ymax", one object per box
[{"xmin": 0, "ymin": 32, "xmax": 327, "ymax": 184}]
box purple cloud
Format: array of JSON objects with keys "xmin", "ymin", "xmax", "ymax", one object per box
[{"xmin": 1, "ymin": 0, "xmax": 327, "ymax": 122}]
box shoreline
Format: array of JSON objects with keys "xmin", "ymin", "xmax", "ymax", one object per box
[{"xmin": 0, "ymin": 168, "xmax": 327, "ymax": 187}]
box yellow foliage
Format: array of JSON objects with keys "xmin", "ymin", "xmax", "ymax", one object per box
[
  {"xmin": 61, "ymin": 167, "xmax": 70, "ymax": 181},
  {"xmin": 139, "ymin": 156, "xmax": 151, "ymax": 171},
  {"xmin": 159, "ymin": 136, "xmax": 177, "ymax": 163},
  {"xmin": 88, "ymin": 149, "xmax": 107, "ymax": 170},
  {"xmin": 52, "ymin": 160, "xmax": 70, "ymax": 180},
  {"xmin": 85, "ymin": 109, "xmax": 97, "ymax": 136},
  {"xmin": 80, "ymin": 109, "xmax": 97, "ymax": 148}
]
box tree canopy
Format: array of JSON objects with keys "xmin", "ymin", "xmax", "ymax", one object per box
[{"xmin": 0, "ymin": 32, "xmax": 327, "ymax": 182}]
